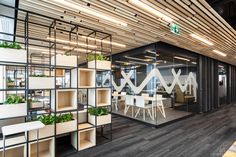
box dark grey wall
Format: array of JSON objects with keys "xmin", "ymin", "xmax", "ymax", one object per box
[{"xmin": 198, "ymin": 56, "xmax": 219, "ymax": 113}]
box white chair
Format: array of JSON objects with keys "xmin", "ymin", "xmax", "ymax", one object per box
[
  {"xmin": 120, "ymin": 92, "xmax": 126, "ymax": 101},
  {"xmin": 117, "ymin": 92, "xmax": 126, "ymax": 107},
  {"xmin": 113, "ymin": 91, "xmax": 119, "ymax": 95},
  {"xmin": 155, "ymin": 94, "xmax": 166, "ymax": 118},
  {"xmin": 121, "ymin": 92, "xmax": 126, "ymax": 96},
  {"xmin": 124, "ymin": 95, "xmax": 135, "ymax": 117},
  {"xmin": 141, "ymin": 93, "xmax": 149, "ymax": 105},
  {"xmin": 112, "ymin": 91, "xmax": 119, "ymax": 110},
  {"xmin": 134, "ymin": 96, "xmax": 153, "ymax": 121},
  {"xmin": 112, "ymin": 96, "xmax": 119, "ymax": 111}
]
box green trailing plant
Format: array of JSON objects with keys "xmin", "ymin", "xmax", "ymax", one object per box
[
  {"xmin": 55, "ymin": 113, "xmax": 74, "ymax": 123},
  {"xmin": 37, "ymin": 113, "xmax": 74, "ymax": 125},
  {"xmin": 7, "ymin": 78, "xmax": 14, "ymax": 83},
  {"xmin": 0, "ymin": 41, "xmax": 21, "ymax": 49},
  {"xmin": 88, "ymin": 107, "xmax": 109, "ymax": 116},
  {"xmin": 5, "ymin": 95, "xmax": 25, "ymax": 104},
  {"xmin": 37, "ymin": 114, "xmax": 55, "ymax": 125},
  {"xmin": 87, "ymin": 54, "xmax": 109, "ymax": 62}
]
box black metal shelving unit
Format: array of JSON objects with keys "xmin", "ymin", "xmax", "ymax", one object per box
[{"xmin": 0, "ymin": 3, "xmax": 112, "ymax": 157}]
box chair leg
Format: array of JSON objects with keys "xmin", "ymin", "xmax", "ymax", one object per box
[
  {"xmin": 147, "ymin": 109, "xmax": 154, "ymax": 120},
  {"xmin": 157, "ymin": 106, "xmax": 166, "ymax": 118},
  {"xmin": 115, "ymin": 100, "xmax": 118, "ymax": 111},
  {"xmin": 143, "ymin": 109, "xmax": 145, "ymax": 121},
  {"xmin": 135, "ymin": 108, "xmax": 140, "ymax": 118},
  {"xmin": 131, "ymin": 106, "xmax": 134, "ymax": 117},
  {"xmin": 162, "ymin": 105, "xmax": 166, "ymax": 118},
  {"xmin": 124, "ymin": 105, "xmax": 129, "ymax": 115}
]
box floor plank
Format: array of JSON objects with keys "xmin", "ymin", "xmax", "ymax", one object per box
[{"xmin": 68, "ymin": 104, "xmax": 236, "ymax": 157}]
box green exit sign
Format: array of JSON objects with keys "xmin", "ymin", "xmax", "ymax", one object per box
[{"xmin": 170, "ymin": 23, "xmax": 180, "ymax": 35}]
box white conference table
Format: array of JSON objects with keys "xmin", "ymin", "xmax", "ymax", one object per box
[
  {"xmin": 112, "ymin": 94, "xmax": 167, "ymax": 119},
  {"xmin": 112, "ymin": 93, "xmax": 125, "ymax": 97},
  {"xmin": 133, "ymin": 96, "xmax": 167, "ymax": 119},
  {"xmin": 2, "ymin": 121, "xmax": 45, "ymax": 157},
  {"xmin": 112, "ymin": 93, "xmax": 167, "ymax": 101}
]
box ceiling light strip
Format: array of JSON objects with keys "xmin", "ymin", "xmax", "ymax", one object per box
[
  {"xmin": 213, "ymin": 50, "xmax": 227, "ymax": 57},
  {"xmin": 80, "ymin": 36, "xmax": 126, "ymax": 48},
  {"xmin": 47, "ymin": 37, "xmax": 97, "ymax": 48},
  {"xmin": 50, "ymin": 0, "xmax": 127, "ymax": 26},
  {"xmin": 63, "ymin": 46, "xmax": 101, "ymax": 54},
  {"xmin": 174, "ymin": 56, "xmax": 190, "ymax": 61},
  {"xmin": 190, "ymin": 34, "xmax": 214, "ymax": 46},
  {"xmin": 29, "ymin": 47, "xmax": 64, "ymax": 54},
  {"xmin": 129, "ymin": 0, "xmax": 173, "ymax": 23}
]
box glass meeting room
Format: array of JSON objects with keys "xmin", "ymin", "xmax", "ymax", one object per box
[{"xmin": 112, "ymin": 43, "xmax": 198, "ymax": 125}]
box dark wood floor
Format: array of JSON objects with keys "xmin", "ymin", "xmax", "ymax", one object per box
[{"xmin": 69, "ymin": 104, "xmax": 236, "ymax": 157}]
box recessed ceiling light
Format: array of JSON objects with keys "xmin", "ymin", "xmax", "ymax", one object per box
[
  {"xmin": 50, "ymin": 0, "xmax": 127, "ymax": 26},
  {"xmin": 190, "ymin": 34, "xmax": 214, "ymax": 46},
  {"xmin": 129, "ymin": 0, "xmax": 173, "ymax": 23},
  {"xmin": 146, "ymin": 50, "xmax": 156, "ymax": 54},
  {"xmin": 191, "ymin": 62, "xmax": 197, "ymax": 64},
  {"xmin": 144, "ymin": 55, "xmax": 156, "ymax": 59},
  {"xmin": 213, "ymin": 50, "xmax": 227, "ymax": 57},
  {"xmin": 125, "ymin": 56, "xmax": 144, "ymax": 61},
  {"xmin": 174, "ymin": 56, "xmax": 190, "ymax": 61}
]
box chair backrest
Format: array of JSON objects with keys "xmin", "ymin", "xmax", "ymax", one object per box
[
  {"xmin": 156, "ymin": 94, "xmax": 163, "ymax": 106},
  {"xmin": 121, "ymin": 92, "xmax": 127, "ymax": 100},
  {"xmin": 121, "ymin": 92, "xmax": 126, "ymax": 96},
  {"xmin": 135, "ymin": 96, "xmax": 145, "ymax": 108},
  {"xmin": 141, "ymin": 93, "xmax": 149, "ymax": 98},
  {"xmin": 125, "ymin": 95, "xmax": 134, "ymax": 106},
  {"xmin": 141, "ymin": 93, "xmax": 149, "ymax": 103}
]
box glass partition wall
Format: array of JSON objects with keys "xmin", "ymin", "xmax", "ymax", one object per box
[{"xmin": 112, "ymin": 43, "xmax": 198, "ymax": 126}]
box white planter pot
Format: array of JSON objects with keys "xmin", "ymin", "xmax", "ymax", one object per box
[
  {"xmin": 56, "ymin": 119, "xmax": 77, "ymax": 135},
  {"xmin": 29, "ymin": 124, "xmax": 54, "ymax": 140},
  {"xmin": 88, "ymin": 114, "xmax": 111, "ymax": 126},
  {"xmin": 51, "ymin": 55, "xmax": 77, "ymax": 67},
  {"xmin": 0, "ymin": 103, "xmax": 27, "ymax": 119},
  {"xmin": 0, "ymin": 48, "xmax": 26, "ymax": 63},
  {"xmin": 29, "ymin": 77, "xmax": 54, "ymax": 89},
  {"xmin": 88, "ymin": 60, "xmax": 111, "ymax": 70}
]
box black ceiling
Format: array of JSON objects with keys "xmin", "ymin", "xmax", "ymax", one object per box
[{"xmin": 207, "ymin": 0, "xmax": 236, "ymax": 30}]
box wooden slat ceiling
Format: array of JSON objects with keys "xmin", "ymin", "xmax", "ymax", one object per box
[{"xmin": 17, "ymin": 0, "xmax": 236, "ymax": 65}]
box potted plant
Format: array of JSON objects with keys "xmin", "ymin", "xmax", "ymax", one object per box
[
  {"xmin": 88, "ymin": 107, "xmax": 111, "ymax": 126},
  {"xmin": 0, "ymin": 95, "xmax": 27, "ymax": 119},
  {"xmin": 7, "ymin": 78, "xmax": 15, "ymax": 87},
  {"xmin": 29, "ymin": 113, "xmax": 76, "ymax": 139},
  {"xmin": 87, "ymin": 54, "xmax": 111, "ymax": 70},
  {"xmin": 0, "ymin": 41, "xmax": 26, "ymax": 63},
  {"xmin": 29, "ymin": 74, "xmax": 54, "ymax": 89},
  {"xmin": 51, "ymin": 50, "xmax": 77, "ymax": 67},
  {"xmin": 56, "ymin": 113, "xmax": 77, "ymax": 134},
  {"xmin": 29, "ymin": 114, "xmax": 55, "ymax": 140},
  {"xmin": 28, "ymin": 99, "xmax": 44, "ymax": 108}
]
